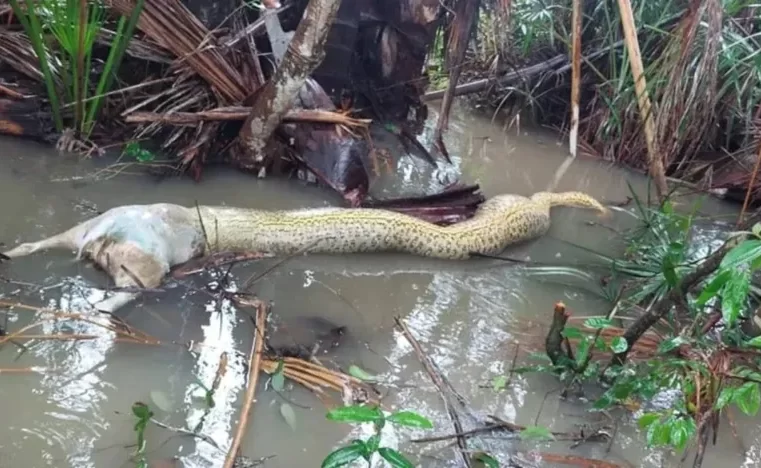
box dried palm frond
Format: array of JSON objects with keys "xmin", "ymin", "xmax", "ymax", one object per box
[
  {"xmin": 106, "ymin": 0, "xmax": 251, "ymax": 104},
  {"xmin": 0, "ymin": 29, "xmax": 45, "ymax": 82}
]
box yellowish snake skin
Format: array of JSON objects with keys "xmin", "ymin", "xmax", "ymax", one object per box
[
  {"xmin": 2, "ymin": 191, "xmax": 607, "ymax": 312},
  {"xmin": 195, "ymin": 191, "xmax": 608, "ymax": 259}
]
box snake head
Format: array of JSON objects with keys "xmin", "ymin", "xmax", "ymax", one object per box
[{"xmin": 596, "ymin": 206, "xmax": 614, "ymax": 220}]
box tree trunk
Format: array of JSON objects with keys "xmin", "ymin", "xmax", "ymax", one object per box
[{"xmin": 234, "ymin": 0, "xmax": 343, "ymax": 171}]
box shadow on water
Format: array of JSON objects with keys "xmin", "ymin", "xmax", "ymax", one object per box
[{"xmin": 0, "ymin": 100, "xmax": 751, "ymax": 468}]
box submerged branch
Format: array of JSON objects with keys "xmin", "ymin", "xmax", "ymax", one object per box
[
  {"xmin": 395, "ymin": 316, "xmax": 473, "ymax": 468},
  {"xmin": 223, "ymin": 301, "xmax": 267, "ymax": 468}
]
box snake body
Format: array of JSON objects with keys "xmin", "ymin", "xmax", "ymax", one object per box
[
  {"xmin": 195, "ymin": 191, "xmax": 607, "ymax": 259},
  {"xmin": 2, "ymin": 191, "xmax": 607, "ymax": 312}
]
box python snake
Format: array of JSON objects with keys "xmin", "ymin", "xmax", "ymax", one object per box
[{"xmin": 2, "ymin": 191, "xmax": 607, "ymax": 312}]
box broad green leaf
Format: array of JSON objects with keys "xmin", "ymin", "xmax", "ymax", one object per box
[
  {"xmin": 271, "ymin": 360, "xmax": 285, "ymax": 392},
  {"xmin": 745, "ymin": 336, "xmax": 761, "ymax": 348},
  {"xmin": 736, "ymin": 382, "xmax": 761, "ymax": 416},
  {"xmin": 348, "ymin": 365, "xmax": 377, "ymax": 382},
  {"xmin": 662, "ymin": 253, "xmax": 678, "ymax": 287},
  {"xmin": 377, "ymin": 447, "xmax": 415, "ymax": 468},
  {"xmin": 721, "ymin": 239, "xmax": 761, "ymax": 268},
  {"xmin": 387, "ymin": 411, "xmax": 434, "ymax": 429},
  {"xmin": 734, "ymin": 366, "xmax": 761, "ymax": 381},
  {"xmin": 575, "ymin": 337, "xmax": 592, "ymax": 367},
  {"xmin": 321, "ymin": 441, "xmax": 366, "ymax": 468},
  {"xmin": 594, "ymin": 336, "xmax": 608, "ymax": 351},
  {"xmin": 721, "ymin": 266, "xmax": 751, "ymax": 326},
  {"xmin": 583, "ymin": 318, "xmax": 614, "ymax": 330},
  {"xmin": 131, "ymin": 402, "xmax": 153, "ymax": 420},
  {"xmin": 593, "ymin": 392, "xmax": 615, "ymax": 410},
  {"xmin": 472, "ymin": 452, "xmax": 500, "ymax": 468},
  {"xmin": 657, "ymin": 336, "xmax": 687, "ymax": 354},
  {"xmin": 519, "ymin": 425, "xmax": 555, "ymax": 441},
  {"xmin": 670, "ymin": 418, "xmax": 694, "ymax": 451},
  {"xmin": 561, "ymin": 326, "xmax": 584, "ymax": 339},
  {"xmin": 326, "ymin": 404, "xmax": 384, "ymax": 423},
  {"xmin": 715, "ymin": 387, "xmax": 736, "ymax": 410},
  {"xmin": 647, "ymin": 420, "xmax": 671, "ymax": 447},
  {"xmin": 696, "ymin": 270, "xmax": 731, "ymax": 306},
  {"xmin": 280, "ymin": 403, "xmax": 297, "ymax": 431},
  {"xmin": 611, "ymin": 381, "xmax": 635, "ymax": 400},
  {"xmin": 365, "ymin": 434, "xmax": 381, "ymax": 454},
  {"xmin": 610, "ymin": 336, "xmax": 629, "ymax": 353},
  {"xmin": 491, "ymin": 375, "xmax": 508, "ymax": 392},
  {"xmin": 637, "ymin": 412, "xmax": 661, "ymax": 429},
  {"xmin": 752, "ymin": 223, "xmax": 761, "ymax": 238}
]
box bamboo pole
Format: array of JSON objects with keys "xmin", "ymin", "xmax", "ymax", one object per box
[
  {"xmin": 616, "ymin": 0, "xmax": 668, "ymax": 200},
  {"xmin": 569, "ymin": 0, "xmax": 582, "ymax": 158}
]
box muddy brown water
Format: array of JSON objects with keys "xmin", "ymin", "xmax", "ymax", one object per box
[{"xmin": 0, "ymin": 101, "xmax": 755, "ymax": 468}]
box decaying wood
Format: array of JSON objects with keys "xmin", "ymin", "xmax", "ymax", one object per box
[
  {"xmin": 124, "ymin": 107, "xmax": 371, "ymax": 127},
  {"xmin": 432, "ymin": 0, "xmax": 480, "ymax": 161},
  {"xmin": 235, "ymin": 0, "xmax": 342, "ymax": 169},
  {"xmin": 0, "ymin": 83, "xmax": 24, "ymax": 99},
  {"xmin": 546, "ymin": 301, "xmax": 571, "ymax": 367},
  {"xmin": 0, "ymin": 97, "xmax": 56, "ymax": 142},
  {"xmin": 422, "ymin": 54, "xmax": 568, "ymax": 102}
]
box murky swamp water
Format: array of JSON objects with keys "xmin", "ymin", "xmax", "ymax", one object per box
[{"xmin": 0, "ymin": 100, "xmax": 755, "ymax": 468}]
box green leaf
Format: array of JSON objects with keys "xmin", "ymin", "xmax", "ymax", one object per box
[
  {"xmin": 582, "ymin": 317, "xmax": 614, "ymax": 330},
  {"xmin": 131, "ymin": 402, "xmax": 153, "ymax": 421},
  {"xmin": 387, "ymin": 411, "xmax": 434, "ymax": 429},
  {"xmin": 669, "ymin": 417, "xmax": 695, "ymax": 451},
  {"xmin": 561, "ymin": 326, "xmax": 583, "ymax": 339},
  {"xmin": 519, "ymin": 425, "xmax": 555, "ymax": 441},
  {"xmin": 592, "ymin": 392, "xmax": 615, "ymax": 410},
  {"xmin": 721, "ymin": 266, "xmax": 751, "ymax": 327},
  {"xmin": 662, "ymin": 252, "xmax": 679, "ymax": 287},
  {"xmin": 696, "ymin": 270, "xmax": 731, "ymax": 306},
  {"xmin": 721, "ymin": 239, "xmax": 761, "ymax": 269},
  {"xmin": 647, "ymin": 419, "xmax": 671, "ymax": 447},
  {"xmin": 280, "ymin": 403, "xmax": 297, "ymax": 431},
  {"xmin": 746, "ymin": 336, "xmax": 761, "ymax": 348},
  {"xmin": 736, "ymin": 382, "xmax": 761, "ymax": 416},
  {"xmin": 348, "ymin": 365, "xmax": 377, "ymax": 382},
  {"xmin": 321, "ymin": 441, "xmax": 367, "ymax": 468},
  {"xmin": 326, "ymin": 404, "xmax": 384, "ymax": 423},
  {"xmin": 610, "ymin": 336, "xmax": 629, "ymax": 353},
  {"xmin": 752, "ymin": 223, "xmax": 761, "ymax": 239},
  {"xmin": 377, "ymin": 448, "xmax": 415, "ymax": 468},
  {"xmin": 637, "ymin": 412, "xmax": 661, "ymax": 429},
  {"xmin": 657, "ymin": 336, "xmax": 686, "ymax": 354},
  {"xmin": 472, "ymin": 452, "xmax": 500, "ymax": 468},
  {"xmin": 271, "ymin": 360, "xmax": 285, "ymax": 392},
  {"xmin": 575, "ymin": 337, "xmax": 592, "ymax": 367},
  {"xmin": 715, "ymin": 387, "xmax": 736, "ymax": 410},
  {"xmin": 491, "ymin": 375, "xmax": 508, "ymax": 392},
  {"xmin": 365, "ymin": 434, "xmax": 381, "ymax": 454}
]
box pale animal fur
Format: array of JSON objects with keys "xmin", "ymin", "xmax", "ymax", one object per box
[{"xmin": 2, "ymin": 191, "xmax": 608, "ymax": 313}]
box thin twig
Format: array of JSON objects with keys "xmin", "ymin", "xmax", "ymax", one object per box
[
  {"xmin": 394, "ymin": 316, "xmax": 472, "ymax": 468},
  {"xmin": 223, "ymin": 302, "xmax": 268, "ymax": 468}
]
